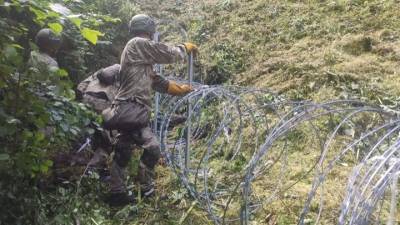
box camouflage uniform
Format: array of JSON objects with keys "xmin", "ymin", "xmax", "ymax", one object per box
[
  {"xmin": 104, "ymin": 37, "xmax": 186, "ymax": 194},
  {"xmin": 28, "ymin": 50, "xmax": 62, "ymax": 136},
  {"xmin": 77, "ymin": 64, "xmax": 119, "ymax": 113},
  {"xmin": 28, "ymin": 28, "xmax": 62, "ymax": 89},
  {"xmin": 28, "ymin": 51, "xmax": 62, "ymax": 91},
  {"xmin": 77, "ymin": 64, "xmax": 120, "ymax": 167},
  {"xmin": 29, "ymin": 51, "xmax": 59, "ymax": 74}
]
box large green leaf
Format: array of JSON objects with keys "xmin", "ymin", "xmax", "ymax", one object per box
[
  {"xmin": 11, "ymin": 44, "xmax": 24, "ymax": 49},
  {"xmin": 56, "ymin": 69, "xmax": 68, "ymax": 78},
  {"xmin": 68, "ymin": 15, "xmax": 82, "ymax": 28},
  {"xmin": 29, "ymin": 7, "xmax": 47, "ymax": 25},
  {"xmin": 48, "ymin": 22, "xmax": 63, "ymax": 35},
  {"xmin": 81, "ymin": 28, "xmax": 104, "ymax": 45},
  {"xmin": 4, "ymin": 45, "xmax": 22, "ymax": 66}
]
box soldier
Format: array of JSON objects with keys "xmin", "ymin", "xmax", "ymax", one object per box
[
  {"xmin": 102, "ymin": 14, "xmax": 197, "ymax": 206},
  {"xmin": 77, "ymin": 64, "xmax": 120, "ymax": 114},
  {"xmin": 77, "ymin": 64, "xmax": 120, "ymax": 170},
  {"xmin": 28, "ymin": 28, "xmax": 62, "ymax": 87},
  {"xmin": 27, "ymin": 28, "xmax": 64, "ymax": 137}
]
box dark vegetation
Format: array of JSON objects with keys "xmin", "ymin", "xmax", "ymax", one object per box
[{"xmin": 0, "ymin": 0, "xmax": 121, "ymax": 224}]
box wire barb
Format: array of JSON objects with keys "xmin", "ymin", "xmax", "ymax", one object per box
[{"xmin": 154, "ymin": 83, "xmax": 400, "ymax": 225}]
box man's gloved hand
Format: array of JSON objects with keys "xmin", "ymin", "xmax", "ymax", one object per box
[
  {"xmin": 167, "ymin": 81, "xmax": 194, "ymax": 96},
  {"xmin": 183, "ymin": 42, "xmax": 198, "ymax": 54}
]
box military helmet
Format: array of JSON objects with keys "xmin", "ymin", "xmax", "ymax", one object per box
[
  {"xmin": 129, "ymin": 14, "xmax": 156, "ymax": 35},
  {"xmin": 35, "ymin": 28, "xmax": 61, "ymax": 50}
]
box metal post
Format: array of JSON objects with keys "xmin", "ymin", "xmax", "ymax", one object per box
[
  {"xmin": 185, "ymin": 52, "xmax": 194, "ymax": 173},
  {"xmin": 154, "ymin": 88, "xmax": 160, "ymax": 134},
  {"xmin": 153, "ymin": 32, "xmax": 161, "ymax": 134}
]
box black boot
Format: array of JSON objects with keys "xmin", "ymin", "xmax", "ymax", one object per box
[{"xmin": 105, "ymin": 192, "xmax": 136, "ymax": 207}]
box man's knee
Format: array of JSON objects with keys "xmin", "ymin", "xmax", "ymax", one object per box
[
  {"xmin": 145, "ymin": 141, "xmax": 161, "ymax": 159},
  {"xmin": 140, "ymin": 127, "xmax": 160, "ymax": 150},
  {"xmin": 140, "ymin": 128, "xmax": 161, "ymax": 168}
]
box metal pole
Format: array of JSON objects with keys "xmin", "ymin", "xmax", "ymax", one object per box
[
  {"xmin": 185, "ymin": 52, "xmax": 194, "ymax": 173},
  {"xmin": 153, "ymin": 32, "xmax": 161, "ymax": 134},
  {"xmin": 154, "ymin": 87, "xmax": 160, "ymax": 134}
]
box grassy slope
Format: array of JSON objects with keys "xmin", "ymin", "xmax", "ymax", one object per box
[
  {"xmin": 138, "ymin": 0, "xmax": 400, "ymax": 98},
  {"xmin": 124, "ymin": 0, "xmax": 400, "ymax": 224},
  {"xmin": 191, "ymin": 0, "xmax": 400, "ymax": 101}
]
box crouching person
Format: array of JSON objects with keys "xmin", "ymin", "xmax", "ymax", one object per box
[
  {"xmin": 102, "ymin": 14, "xmax": 197, "ymax": 206},
  {"xmin": 77, "ymin": 64, "xmax": 120, "ymax": 173}
]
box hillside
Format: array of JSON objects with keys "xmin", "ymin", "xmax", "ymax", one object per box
[
  {"xmin": 1, "ymin": 0, "xmax": 400, "ymax": 225},
  {"xmin": 140, "ymin": 0, "xmax": 400, "ymax": 101}
]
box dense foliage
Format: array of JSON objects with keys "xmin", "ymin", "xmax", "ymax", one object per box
[{"xmin": 0, "ymin": 0, "xmax": 124, "ymax": 224}]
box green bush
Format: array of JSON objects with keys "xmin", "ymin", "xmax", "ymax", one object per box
[{"xmin": 0, "ymin": 0, "xmax": 120, "ymax": 223}]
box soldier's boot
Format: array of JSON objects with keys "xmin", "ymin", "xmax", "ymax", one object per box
[
  {"xmin": 105, "ymin": 192, "xmax": 136, "ymax": 207},
  {"xmin": 136, "ymin": 162, "xmax": 155, "ymax": 197}
]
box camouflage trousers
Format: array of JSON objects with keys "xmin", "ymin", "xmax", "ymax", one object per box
[{"xmin": 109, "ymin": 126, "xmax": 160, "ymax": 193}]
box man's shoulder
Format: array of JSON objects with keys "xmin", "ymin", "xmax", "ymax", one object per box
[
  {"xmin": 30, "ymin": 51, "xmax": 58, "ymax": 68},
  {"xmin": 131, "ymin": 37, "xmax": 149, "ymax": 42},
  {"xmin": 127, "ymin": 37, "xmax": 152, "ymax": 47}
]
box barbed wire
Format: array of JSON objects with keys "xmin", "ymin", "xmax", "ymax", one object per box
[
  {"xmin": 148, "ymin": 17, "xmax": 400, "ymax": 225},
  {"xmin": 153, "ymin": 84, "xmax": 400, "ymax": 225}
]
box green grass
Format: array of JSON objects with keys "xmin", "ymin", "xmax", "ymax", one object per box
[{"xmin": 179, "ymin": 0, "xmax": 400, "ymax": 101}]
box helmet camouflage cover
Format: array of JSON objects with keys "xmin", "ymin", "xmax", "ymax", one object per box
[{"xmin": 129, "ymin": 14, "xmax": 156, "ymax": 35}]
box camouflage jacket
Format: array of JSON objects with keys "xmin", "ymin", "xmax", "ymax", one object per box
[
  {"xmin": 28, "ymin": 50, "xmax": 67, "ymax": 95},
  {"xmin": 28, "ymin": 51, "xmax": 59, "ymax": 81},
  {"xmin": 115, "ymin": 37, "xmax": 186, "ymax": 108},
  {"xmin": 77, "ymin": 64, "xmax": 120, "ymax": 113}
]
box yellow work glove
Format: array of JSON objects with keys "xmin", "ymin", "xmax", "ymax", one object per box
[
  {"xmin": 183, "ymin": 42, "xmax": 198, "ymax": 54},
  {"xmin": 167, "ymin": 81, "xmax": 193, "ymax": 96}
]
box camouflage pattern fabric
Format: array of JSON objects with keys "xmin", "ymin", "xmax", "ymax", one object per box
[
  {"xmin": 28, "ymin": 50, "xmax": 61, "ymax": 134},
  {"xmin": 77, "ymin": 64, "xmax": 119, "ymax": 114},
  {"xmin": 115, "ymin": 37, "xmax": 186, "ymax": 107},
  {"xmin": 28, "ymin": 51, "xmax": 60, "ymax": 83},
  {"xmin": 77, "ymin": 65, "xmax": 120, "ymax": 175},
  {"xmin": 110, "ymin": 127, "xmax": 160, "ymax": 193},
  {"xmin": 107, "ymin": 37, "xmax": 187, "ymax": 194}
]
